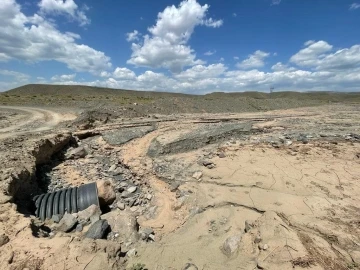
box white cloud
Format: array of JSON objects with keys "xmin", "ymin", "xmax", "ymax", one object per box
[
  {"xmin": 271, "ymin": 0, "xmax": 281, "ymax": 5},
  {"xmin": 233, "ymin": 56, "xmax": 239, "ymax": 60},
  {"xmin": 350, "ymin": 3, "xmax": 360, "ymax": 10},
  {"xmin": 203, "ymin": 18, "xmax": 223, "ymax": 28},
  {"xmin": 175, "ymin": 64, "xmax": 226, "ymax": 80},
  {"xmin": 100, "ymin": 71, "xmax": 111, "ymax": 78},
  {"xmin": 233, "ymin": 13, "xmax": 237, "ymax": 17},
  {"xmin": 0, "ymin": 69, "xmax": 30, "ymax": 82},
  {"xmin": 204, "ymin": 50, "xmax": 216, "ymax": 56},
  {"xmin": 0, "ymin": 0, "xmax": 111, "ymax": 74},
  {"xmin": 219, "ymin": 57, "xmax": 224, "ymax": 62},
  {"xmin": 290, "ymin": 40, "xmax": 360, "ymax": 71},
  {"xmin": 38, "ymin": 0, "xmax": 90, "ymax": 26},
  {"xmin": 236, "ymin": 50, "xmax": 270, "ymax": 69},
  {"xmin": 290, "ymin": 40, "xmax": 333, "ymax": 67},
  {"xmin": 126, "ymin": 30, "xmax": 140, "ymax": 42},
  {"xmin": 127, "ymin": 0, "xmax": 223, "ymax": 73},
  {"xmin": 113, "ymin": 67, "xmax": 136, "ymax": 80},
  {"xmin": 271, "ymin": 62, "xmax": 296, "ymax": 72},
  {"xmin": 51, "ymin": 74, "xmax": 76, "ymax": 81},
  {"xmin": 304, "ymin": 40, "xmax": 315, "ymax": 46}
]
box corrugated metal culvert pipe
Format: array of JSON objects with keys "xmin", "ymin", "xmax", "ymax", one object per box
[{"xmin": 33, "ymin": 182, "xmax": 99, "ymax": 221}]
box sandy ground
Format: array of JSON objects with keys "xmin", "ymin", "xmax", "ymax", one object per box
[
  {"xmin": 0, "ymin": 104, "xmax": 359, "ymax": 270},
  {"xmin": 0, "ymin": 106, "xmax": 76, "ymax": 139}
]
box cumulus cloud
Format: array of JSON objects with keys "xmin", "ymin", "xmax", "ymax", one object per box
[
  {"xmin": 350, "ymin": 3, "xmax": 360, "ymax": 10},
  {"xmin": 236, "ymin": 50, "xmax": 270, "ymax": 69},
  {"xmin": 290, "ymin": 40, "xmax": 333, "ymax": 67},
  {"xmin": 204, "ymin": 50, "xmax": 216, "ymax": 56},
  {"xmin": 290, "ymin": 40, "xmax": 360, "ymax": 71},
  {"xmin": 126, "ymin": 30, "xmax": 140, "ymax": 42},
  {"xmin": 51, "ymin": 74, "xmax": 76, "ymax": 81},
  {"xmin": 38, "ymin": 0, "xmax": 90, "ymax": 26},
  {"xmin": 0, "ymin": 0, "xmax": 111, "ymax": 74},
  {"xmin": 113, "ymin": 67, "xmax": 136, "ymax": 80},
  {"xmin": 127, "ymin": 0, "xmax": 223, "ymax": 73},
  {"xmin": 45, "ymin": 40, "xmax": 360, "ymax": 93}
]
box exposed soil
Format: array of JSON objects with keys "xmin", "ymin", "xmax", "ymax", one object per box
[{"xmin": 0, "ymin": 102, "xmax": 359, "ymax": 270}]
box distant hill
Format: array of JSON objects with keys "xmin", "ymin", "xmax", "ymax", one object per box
[{"xmin": 1, "ymin": 84, "xmax": 359, "ymax": 115}]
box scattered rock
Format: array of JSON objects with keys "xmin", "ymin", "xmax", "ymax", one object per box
[
  {"xmin": 221, "ymin": 234, "xmax": 243, "ymax": 257},
  {"xmin": 218, "ymin": 152, "xmax": 226, "ymax": 158},
  {"xmin": 101, "ymin": 210, "xmax": 139, "ymax": 243},
  {"xmin": 245, "ymin": 220, "xmax": 254, "ymax": 233},
  {"xmin": 192, "ymin": 171, "xmax": 203, "ymax": 180},
  {"xmin": 202, "ymin": 160, "xmax": 214, "ymax": 166},
  {"xmin": 76, "ymin": 223, "xmax": 83, "ymax": 232},
  {"xmin": 77, "ymin": 205, "xmax": 101, "ymax": 223},
  {"xmin": 284, "ymin": 140, "xmax": 293, "ymax": 146},
  {"xmin": 127, "ymin": 248, "xmax": 137, "ymax": 258},
  {"xmin": 51, "ymin": 214, "xmax": 62, "ymax": 223},
  {"xmin": 263, "ymin": 244, "xmax": 269, "ymax": 250},
  {"xmin": 117, "ymin": 202, "xmax": 125, "ymax": 210},
  {"xmin": 57, "ymin": 213, "xmax": 78, "ymax": 232},
  {"xmin": 108, "ymin": 164, "xmax": 117, "ymax": 172},
  {"xmin": 85, "ymin": 219, "xmax": 109, "ymax": 239},
  {"xmin": 90, "ymin": 215, "xmax": 100, "ymax": 224},
  {"xmin": 254, "ymin": 235, "xmax": 262, "ymax": 243},
  {"xmin": 173, "ymin": 196, "xmax": 186, "ymax": 210},
  {"xmin": 66, "ymin": 146, "xmax": 87, "ymax": 159},
  {"xmin": 97, "ymin": 180, "xmax": 116, "ymax": 206},
  {"xmin": 183, "ymin": 263, "xmax": 198, "ymax": 270},
  {"xmin": 146, "ymin": 194, "xmax": 153, "ymax": 200},
  {"xmin": 0, "ymin": 234, "xmax": 10, "ymax": 247},
  {"xmin": 206, "ymin": 164, "xmax": 216, "ymax": 169},
  {"xmin": 139, "ymin": 227, "xmax": 154, "ymax": 241},
  {"xmin": 127, "ymin": 186, "xmax": 137, "ymax": 193},
  {"xmin": 170, "ymin": 182, "xmax": 180, "ymax": 192}
]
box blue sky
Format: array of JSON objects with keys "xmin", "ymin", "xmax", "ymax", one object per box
[{"xmin": 0, "ymin": 0, "xmax": 360, "ymax": 93}]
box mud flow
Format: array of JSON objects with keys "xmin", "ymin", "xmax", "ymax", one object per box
[{"xmin": 0, "ymin": 105, "xmax": 360, "ymax": 270}]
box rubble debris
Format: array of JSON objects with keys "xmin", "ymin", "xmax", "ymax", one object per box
[
  {"xmin": 56, "ymin": 213, "xmax": 78, "ymax": 232},
  {"xmin": 221, "ymin": 234, "xmax": 243, "ymax": 257},
  {"xmin": 245, "ymin": 220, "xmax": 254, "ymax": 233},
  {"xmin": 192, "ymin": 171, "xmax": 203, "ymax": 180},
  {"xmin": 170, "ymin": 182, "xmax": 180, "ymax": 192},
  {"xmin": 97, "ymin": 180, "xmax": 116, "ymax": 206},
  {"xmin": 65, "ymin": 146, "xmax": 87, "ymax": 159},
  {"xmin": 85, "ymin": 219, "xmax": 109, "ymax": 239},
  {"xmin": 0, "ymin": 234, "xmax": 10, "ymax": 247},
  {"xmin": 77, "ymin": 205, "xmax": 101, "ymax": 224}
]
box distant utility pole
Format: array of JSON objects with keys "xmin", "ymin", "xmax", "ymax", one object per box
[{"xmin": 270, "ymin": 86, "xmax": 275, "ymax": 94}]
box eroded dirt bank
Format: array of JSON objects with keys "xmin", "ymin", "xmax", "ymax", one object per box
[{"xmin": 0, "ymin": 104, "xmax": 359, "ymax": 270}]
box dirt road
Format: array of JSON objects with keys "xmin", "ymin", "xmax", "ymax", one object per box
[{"xmin": 0, "ymin": 106, "xmax": 73, "ymax": 139}]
